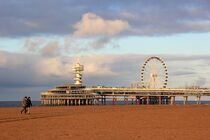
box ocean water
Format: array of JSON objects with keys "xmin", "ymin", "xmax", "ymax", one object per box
[
  {"xmin": 0, "ymin": 100, "xmax": 210, "ymax": 107},
  {"xmin": 0, "ymin": 101, "xmax": 41, "ymax": 108}
]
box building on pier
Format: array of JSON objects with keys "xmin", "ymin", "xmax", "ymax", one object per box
[
  {"xmin": 41, "ymin": 84, "xmax": 101, "ymax": 106},
  {"xmin": 41, "ymin": 63, "xmax": 101, "ymax": 106}
]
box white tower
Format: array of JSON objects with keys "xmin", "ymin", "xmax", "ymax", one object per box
[{"xmin": 73, "ymin": 63, "xmax": 84, "ymax": 85}]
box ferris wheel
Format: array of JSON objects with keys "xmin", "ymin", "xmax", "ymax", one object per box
[{"xmin": 140, "ymin": 56, "xmax": 168, "ymax": 89}]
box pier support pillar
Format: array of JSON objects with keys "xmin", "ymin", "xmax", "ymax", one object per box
[
  {"xmin": 183, "ymin": 96, "xmax": 188, "ymax": 105},
  {"xmin": 158, "ymin": 96, "xmax": 161, "ymax": 105},
  {"xmin": 146, "ymin": 96, "xmax": 149, "ymax": 105},
  {"xmin": 137, "ymin": 98, "xmax": 140, "ymax": 105},
  {"xmin": 58, "ymin": 100, "xmax": 60, "ymax": 106},
  {"xmin": 126, "ymin": 97, "xmax": 129, "ymax": 105},
  {"xmin": 101, "ymin": 96, "xmax": 104, "ymax": 105},
  {"xmin": 196, "ymin": 96, "xmax": 201, "ymax": 104},
  {"xmin": 78, "ymin": 99, "xmax": 81, "ymax": 105},
  {"xmin": 170, "ymin": 96, "xmax": 175, "ymax": 105},
  {"xmin": 112, "ymin": 96, "xmax": 115, "ymax": 105},
  {"xmin": 104, "ymin": 97, "xmax": 106, "ymax": 105},
  {"xmin": 139, "ymin": 97, "xmax": 142, "ymax": 105},
  {"xmin": 90, "ymin": 99, "xmax": 92, "ymax": 105}
]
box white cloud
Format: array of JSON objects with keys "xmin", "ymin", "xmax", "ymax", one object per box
[
  {"xmin": 73, "ymin": 13, "xmax": 129, "ymax": 37},
  {"xmin": 80, "ymin": 55, "xmax": 117, "ymax": 76},
  {"xmin": 35, "ymin": 57, "xmax": 73, "ymax": 77}
]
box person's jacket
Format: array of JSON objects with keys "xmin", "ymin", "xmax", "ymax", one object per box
[
  {"xmin": 22, "ymin": 99, "xmax": 27, "ymax": 107},
  {"xmin": 26, "ymin": 99, "xmax": 32, "ymax": 107}
]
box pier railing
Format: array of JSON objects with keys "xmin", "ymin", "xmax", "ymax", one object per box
[{"xmin": 86, "ymin": 88, "xmax": 210, "ymax": 96}]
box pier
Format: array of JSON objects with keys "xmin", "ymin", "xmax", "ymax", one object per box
[
  {"xmin": 41, "ymin": 86, "xmax": 210, "ymax": 106},
  {"xmin": 41, "ymin": 57, "xmax": 210, "ymax": 106}
]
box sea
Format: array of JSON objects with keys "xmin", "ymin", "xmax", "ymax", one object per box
[{"xmin": 0, "ymin": 100, "xmax": 210, "ymax": 108}]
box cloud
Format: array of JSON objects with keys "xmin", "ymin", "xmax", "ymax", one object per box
[
  {"xmin": 90, "ymin": 37, "xmax": 111, "ymax": 50},
  {"xmin": 171, "ymin": 71, "xmax": 197, "ymax": 76},
  {"xmin": 0, "ymin": 51, "xmax": 25, "ymax": 68},
  {"xmin": 195, "ymin": 77, "xmax": 207, "ymax": 87},
  {"xmin": 68, "ymin": 12, "xmax": 127, "ymax": 51},
  {"xmin": 24, "ymin": 37, "xmax": 46, "ymax": 52},
  {"xmin": 183, "ymin": 20, "xmax": 210, "ymax": 31},
  {"xmin": 1, "ymin": 0, "xmax": 210, "ymax": 37},
  {"xmin": 0, "ymin": 52, "xmax": 7, "ymax": 67},
  {"xmin": 35, "ymin": 57, "xmax": 73, "ymax": 77},
  {"xmin": 24, "ymin": 21, "xmax": 40, "ymax": 28},
  {"xmin": 39, "ymin": 41, "xmax": 61, "ymax": 57},
  {"xmin": 73, "ymin": 13, "xmax": 129, "ymax": 37},
  {"xmin": 79, "ymin": 55, "xmax": 117, "ymax": 76},
  {"xmin": 1, "ymin": 50, "xmax": 210, "ymax": 100},
  {"xmin": 63, "ymin": 35, "xmax": 120, "ymax": 53},
  {"xmin": 24, "ymin": 37, "xmax": 63, "ymax": 57},
  {"xmin": 0, "ymin": 51, "xmax": 73, "ymax": 87}
]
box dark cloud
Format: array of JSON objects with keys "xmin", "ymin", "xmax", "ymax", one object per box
[
  {"xmin": 0, "ymin": 0, "xmax": 210, "ymax": 37},
  {"xmin": 91, "ymin": 38, "xmax": 110, "ymax": 49}
]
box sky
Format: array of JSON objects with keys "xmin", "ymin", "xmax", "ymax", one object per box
[{"xmin": 0, "ymin": 0, "xmax": 210, "ymax": 101}]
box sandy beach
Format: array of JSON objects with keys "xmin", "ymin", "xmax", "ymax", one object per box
[{"xmin": 0, "ymin": 105, "xmax": 210, "ymax": 140}]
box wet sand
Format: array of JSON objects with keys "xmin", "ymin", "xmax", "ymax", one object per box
[{"xmin": 0, "ymin": 105, "xmax": 210, "ymax": 140}]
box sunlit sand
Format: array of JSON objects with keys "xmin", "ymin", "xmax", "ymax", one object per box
[{"xmin": 0, "ymin": 105, "xmax": 210, "ymax": 140}]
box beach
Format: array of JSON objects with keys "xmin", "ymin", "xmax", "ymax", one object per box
[{"xmin": 0, "ymin": 105, "xmax": 210, "ymax": 140}]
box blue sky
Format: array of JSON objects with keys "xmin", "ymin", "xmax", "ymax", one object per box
[{"xmin": 0, "ymin": 0, "xmax": 210, "ymax": 100}]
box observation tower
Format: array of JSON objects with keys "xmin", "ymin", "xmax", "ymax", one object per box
[{"xmin": 73, "ymin": 63, "xmax": 84, "ymax": 85}]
